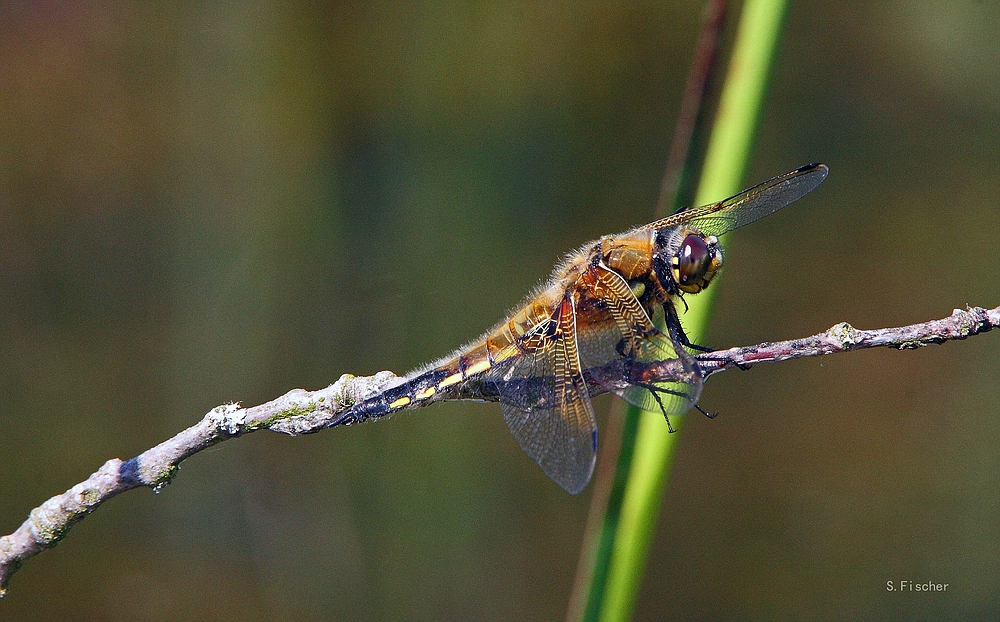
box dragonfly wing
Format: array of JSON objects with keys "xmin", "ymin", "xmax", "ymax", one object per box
[
  {"xmin": 577, "ymin": 265, "xmax": 704, "ymax": 418},
  {"xmin": 614, "ymin": 327, "xmax": 703, "ymax": 418},
  {"xmin": 490, "ymin": 296, "xmax": 597, "ymax": 495},
  {"xmin": 639, "ymin": 163, "xmax": 828, "ymax": 236}
]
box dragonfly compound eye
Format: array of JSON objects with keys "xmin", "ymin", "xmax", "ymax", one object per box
[{"xmin": 672, "ymin": 234, "xmax": 719, "ymax": 293}]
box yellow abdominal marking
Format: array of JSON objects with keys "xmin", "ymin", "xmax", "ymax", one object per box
[
  {"xmin": 437, "ymin": 372, "xmax": 464, "ymax": 389},
  {"xmin": 414, "ymin": 386, "xmax": 437, "ymax": 400},
  {"xmin": 389, "ymin": 396, "xmax": 411, "ymax": 409},
  {"xmin": 465, "ymin": 359, "xmax": 492, "ymax": 376}
]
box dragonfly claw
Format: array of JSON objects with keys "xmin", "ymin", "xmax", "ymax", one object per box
[{"xmin": 694, "ymin": 404, "xmax": 719, "ymax": 419}]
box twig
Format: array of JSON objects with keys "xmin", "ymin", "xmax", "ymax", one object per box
[
  {"xmin": 0, "ymin": 371, "xmax": 396, "ymax": 599},
  {"xmin": 696, "ymin": 304, "xmax": 997, "ymax": 376},
  {"xmin": 0, "ymin": 306, "xmax": 995, "ymax": 599}
]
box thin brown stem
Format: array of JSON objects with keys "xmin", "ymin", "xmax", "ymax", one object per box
[{"xmin": 655, "ymin": 0, "xmax": 728, "ymax": 219}]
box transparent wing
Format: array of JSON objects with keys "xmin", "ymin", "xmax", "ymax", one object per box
[
  {"xmin": 575, "ymin": 265, "xmax": 703, "ymax": 419},
  {"xmin": 640, "ymin": 163, "xmax": 828, "ymax": 237},
  {"xmin": 487, "ymin": 296, "xmax": 597, "ymax": 495},
  {"xmin": 614, "ymin": 323, "xmax": 703, "ymax": 420}
]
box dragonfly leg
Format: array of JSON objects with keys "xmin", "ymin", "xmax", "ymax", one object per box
[
  {"xmin": 693, "ymin": 403, "xmax": 719, "ymax": 419},
  {"xmin": 629, "ymin": 380, "xmax": 707, "ymax": 434},
  {"xmin": 628, "ymin": 379, "xmax": 720, "ymax": 425},
  {"xmin": 665, "ymin": 302, "xmax": 713, "ymax": 353}
]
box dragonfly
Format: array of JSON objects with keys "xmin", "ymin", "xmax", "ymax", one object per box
[{"xmin": 333, "ymin": 163, "xmax": 829, "ymax": 494}]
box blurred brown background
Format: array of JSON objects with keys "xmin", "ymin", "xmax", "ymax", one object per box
[{"xmin": 1, "ymin": 1, "xmax": 999, "ymax": 620}]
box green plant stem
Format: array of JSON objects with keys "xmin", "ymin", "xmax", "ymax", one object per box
[
  {"xmin": 594, "ymin": 1, "xmax": 792, "ymax": 620},
  {"xmin": 569, "ymin": 3, "xmax": 728, "ymax": 619}
]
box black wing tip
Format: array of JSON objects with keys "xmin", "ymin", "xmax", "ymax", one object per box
[{"xmin": 798, "ymin": 162, "xmax": 829, "ymax": 179}]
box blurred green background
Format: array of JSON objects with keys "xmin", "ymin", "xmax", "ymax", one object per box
[{"xmin": 2, "ymin": 1, "xmax": 999, "ymax": 620}]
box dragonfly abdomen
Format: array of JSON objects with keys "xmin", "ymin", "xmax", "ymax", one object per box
[
  {"xmin": 331, "ymin": 343, "xmax": 501, "ymax": 425},
  {"xmin": 331, "ymin": 367, "xmax": 454, "ymax": 425}
]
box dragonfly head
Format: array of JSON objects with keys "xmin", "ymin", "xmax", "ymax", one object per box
[{"xmin": 656, "ymin": 228, "xmax": 723, "ymax": 295}]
